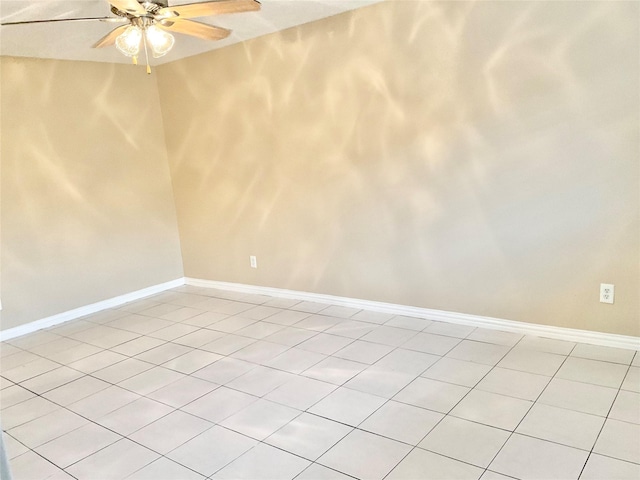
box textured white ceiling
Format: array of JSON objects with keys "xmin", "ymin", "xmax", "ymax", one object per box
[{"xmin": 0, "ymin": 0, "xmax": 382, "ymax": 64}]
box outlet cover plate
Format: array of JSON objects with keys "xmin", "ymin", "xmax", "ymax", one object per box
[{"xmin": 600, "ymin": 283, "xmax": 614, "ymax": 304}]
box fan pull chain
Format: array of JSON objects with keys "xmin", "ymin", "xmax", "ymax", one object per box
[{"xmin": 142, "ymin": 30, "xmax": 151, "ymax": 74}]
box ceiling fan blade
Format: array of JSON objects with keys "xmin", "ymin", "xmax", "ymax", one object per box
[
  {"xmin": 157, "ymin": 0, "xmax": 260, "ymax": 20},
  {"xmin": 159, "ymin": 18, "xmax": 230, "ymax": 40},
  {"xmin": 110, "ymin": 0, "xmax": 147, "ymax": 15},
  {"xmin": 1, "ymin": 17, "xmax": 125, "ymax": 26},
  {"xmin": 92, "ymin": 24, "xmax": 130, "ymax": 48}
]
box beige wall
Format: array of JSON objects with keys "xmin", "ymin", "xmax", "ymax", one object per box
[
  {"xmin": 158, "ymin": 1, "xmax": 639, "ymax": 336},
  {"xmin": 1, "ymin": 57, "xmax": 184, "ymax": 330}
]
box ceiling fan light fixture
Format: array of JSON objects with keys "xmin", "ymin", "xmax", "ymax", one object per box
[
  {"xmin": 146, "ymin": 24, "xmax": 175, "ymax": 57},
  {"xmin": 115, "ymin": 25, "xmax": 142, "ymax": 57}
]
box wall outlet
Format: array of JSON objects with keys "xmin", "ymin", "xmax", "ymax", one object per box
[
  {"xmin": 600, "ymin": 283, "xmax": 614, "ymax": 304},
  {"xmin": 250, "ymin": 256, "xmax": 257, "ymax": 269}
]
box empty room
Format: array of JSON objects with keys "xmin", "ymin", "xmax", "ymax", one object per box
[{"xmin": 0, "ymin": 0, "xmax": 638, "ymax": 479}]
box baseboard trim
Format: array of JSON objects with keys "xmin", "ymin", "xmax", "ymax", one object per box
[
  {"xmin": 0, "ymin": 278, "xmax": 186, "ymax": 342},
  {"xmin": 186, "ymin": 278, "xmax": 640, "ymax": 351}
]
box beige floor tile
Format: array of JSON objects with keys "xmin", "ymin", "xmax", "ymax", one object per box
[
  {"xmin": 110, "ymin": 335, "xmax": 166, "ymax": 356},
  {"xmin": 325, "ymin": 320, "xmax": 378, "ymax": 339},
  {"xmin": 129, "ymin": 410, "xmax": 213, "ymax": 454},
  {"xmin": 125, "ymin": 457, "xmax": 206, "ymax": 480},
  {"xmin": 2, "ymin": 396, "xmax": 61, "ymax": 429},
  {"xmin": 162, "ymin": 349, "xmax": 222, "ymax": 374},
  {"xmin": 401, "ymin": 332, "xmax": 461, "ymax": 356},
  {"xmin": 450, "ymin": 390, "xmax": 532, "ymax": 431},
  {"xmin": 466, "ymin": 329, "xmax": 523, "ymax": 347},
  {"xmin": 360, "ymin": 400, "xmax": 443, "ymax": 445},
  {"xmin": 117, "ymin": 366, "xmax": 185, "ymax": 395},
  {"xmin": 91, "ymin": 357, "xmax": 154, "ymax": 383},
  {"xmin": 148, "ymin": 322, "xmax": 200, "ymax": 341},
  {"xmin": 211, "ymin": 443, "xmax": 310, "ymax": 480},
  {"xmin": 515, "ymin": 403, "xmax": 604, "ymax": 450},
  {"xmin": 264, "ymin": 376, "xmax": 336, "ymax": 410},
  {"xmin": 514, "ymin": 335, "xmax": 575, "ymax": 355},
  {"xmin": 446, "ymin": 340, "xmax": 510, "ymax": 366},
  {"xmin": 295, "ymin": 463, "xmax": 354, "ymax": 480},
  {"xmin": 34, "ymin": 422, "xmax": 121, "ymax": 468},
  {"xmin": 191, "ymin": 357, "xmax": 256, "ymax": 384},
  {"xmin": 3, "ymin": 432, "xmax": 29, "ymax": 459},
  {"xmin": 489, "ymin": 434, "xmax": 588, "ymax": 480},
  {"xmin": 361, "ymin": 326, "xmax": 418, "ymax": 347},
  {"xmin": 421, "ymin": 357, "xmax": 492, "ymax": 387},
  {"xmin": 394, "ymin": 377, "xmax": 470, "ymax": 413},
  {"xmin": 263, "ymin": 326, "xmax": 316, "ymax": 346},
  {"xmin": 199, "ymin": 333, "xmax": 256, "ymax": 355},
  {"xmin": 374, "ymin": 348, "xmax": 439, "ymax": 374},
  {"xmin": 609, "ymin": 390, "xmax": 640, "ymax": 424},
  {"xmin": 594, "ymin": 419, "xmax": 640, "ymax": 464},
  {"xmin": 2, "ymin": 357, "xmax": 61, "ymax": 383},
  {"xmin": 134, "ymin": 342, "xmax": 192, "ymax": 365},
  {"xmin": 43, "ymin": 375, "xmax": 111, "ymax": 406},
  {"xmin": 147, "ymin": 375, "xmax": 218, "ymax": 408},
  {"xmin": 231, "ymin": 340, "xmax": 291, "ymax": 364},
  {"xmin": 384, "ymin": 315, "xmax": 433, "ymax": 331},
  {"xmin": 476, "ymin": 367, "xmax": 551, "ymax": 401},
  {"xmin": 67, "ymin": 438, "xmax": 159, "ymax": 480},
  {"xmin": 295, "ymin": 314, "xmax": 343, "ymax": 332},
  {"xmin": 172, "ymin": 327, "xmax": 226, "ymax": 347},
  {"xmin": 308, "ymin": 387, "xmax": 386, "ymax": 426},
  {"xmin": 497, "ymin": 348, "xmax": 565, "ymax": 376},
  {"xmin": 387, "ymin": 448, "xmax": 483, "ymax": 480},
  {"xmin": 234, "ymin": 321, "xmax": 285, "ymax": 339},
  {"xmin": 570, "ymin": 343, "xmax": 635, "ymax": 364},
  {"xmin": 0, "ymin": 384, "xmax": 36, "ymax": 408},
  {"xmin": 68, "ymin": 349, "xmax": 128, "ymax": 373},
  {"xmin": 425, "ymin": 322, "xmax": 475, "ymax": 339},
  {"xmin": 318, "ymin": 429, "xmax": 411, "ymax": 480},
  {"xmin": 167, "ymin": 425, "xmax": 257, "ymax": 477},
  {"xmin": 333, "ymin": 340, "xmax": 394, "ymax": 364},
  {"xmin": 264, "ymin": 347, "xmax": 327, "ymax": 374},
  {"xmin": 298, "ymin": 333, "xmax": 354, "ymax": 355},
  {"xmin": 208, "ymin": 316, "xmax": 258, "ymax": 333},
  {"xmin": 580, "ymin": 454, "xmax": 640, "ymax": 480},
  {"xmin": 556, "ymin": 357, "xmax": 628, "ymax": 388},
  {"xmin": 226, "ymin": 365, "xmax": 295, "ymax": 396},
  {"xmin": 9, "ymin": 450, "xmax": 70, "ymax": 480},
  {"xmin": 220, "ymin": 398, "xmax": 300, "ymax": 440},
  {"xmin": 302, "ymin": 356, "xmax": 367, "ymax": 385},
  {"xmin": 97, "ymin": 397, "xmax": 174, "ymax": 435},
  {"xmin": 265, "ymin": 412, "xmax": 352, "ymax": 460},
  {"xmin": 537, "ymin": 377, "xmax": 617, "ymax": 416},
  {"xmin": 344, "ymin": 366, "xmax": 416, "ymax": 398},
  {"xmin": 68, "ymin": 385, "xmax": 141, "ymax": 420},
  {"xmin": 622, "ymin": 366, "xmax": 640, "ymax": 393},
  {"xmin": 8, "ymin": 408, "xmax": 88, "ymax": 448},
  {"xmin": 181, "ymin": 386, "xmax": 258, "ymax": 423},
  {"xmin": 419, "ymin": 416, "xmax": 510, "ymax": 468}
]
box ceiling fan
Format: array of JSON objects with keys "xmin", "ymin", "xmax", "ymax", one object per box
[{"xmin": 1, "ymin": 0, "xmax": 261, "ymax": 72}]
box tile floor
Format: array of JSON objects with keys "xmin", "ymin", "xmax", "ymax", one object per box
[{"xmin": 1, "ymin": 285, "xmax": 639, "ymax": 480}]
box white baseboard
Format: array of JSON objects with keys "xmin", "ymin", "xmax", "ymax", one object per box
[
  {"xmin": 3, "ymin": 276, "xmax": 637, "ymax": 351},
  {"xmin": 0, "ymin": 278, "xmax": 185, "ymax": 342},
  {"xmin": 186, "ymin": 278, "xmax": 640, "ymax": 351}
]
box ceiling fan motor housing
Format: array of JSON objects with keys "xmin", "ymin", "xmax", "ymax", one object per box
[{"xmin": 111, "ymin": 0, "xmax": 168, "ymax": 18}]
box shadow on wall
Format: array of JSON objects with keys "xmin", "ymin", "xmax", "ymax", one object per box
[
  {"xmin": 1, "ymin": 58, "xmax": 184, "ymax": 329},
  {"xmin": 158, "ymin": 0, "xmax": 639, "ymax": 335}
]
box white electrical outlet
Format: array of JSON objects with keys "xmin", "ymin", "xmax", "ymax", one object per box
[
  {"xmin": 250, "ymin": 256, "xmax": 257, "ymax": 269},
  {"xmin": 600, "ymin": 283, "xmax": 614, "ymax": 304}
]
